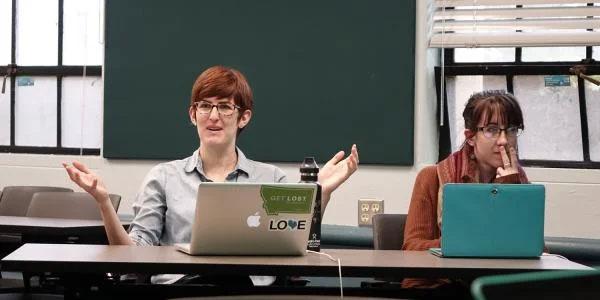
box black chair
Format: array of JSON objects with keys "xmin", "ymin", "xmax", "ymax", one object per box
[
  {"xmin": 471, "ymin": 268, "xmax": 600, "ymax": 300},
  {"xmin": 372, "ymin": 214, "xmax": 407, "ymax": 250},
  {"xmin": 361, "ymin": 214, "xmax": 407, "ymax": 288},
  {"xmin": 544, "ymin": 237, "xmax": 600, "ymax": 266}
]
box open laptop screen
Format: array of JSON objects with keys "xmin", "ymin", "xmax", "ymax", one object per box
[
  {"xmin": 437, "ymin": 183, "xmax": 545, "ymax": 258},
  {"xmin": 178, "ymin": 182, "xmax": 318, "ymax": 255}
]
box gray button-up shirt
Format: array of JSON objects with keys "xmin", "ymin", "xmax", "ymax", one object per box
[{"xmin": 128, "ymin": 148, "xmax": 287, "ymax": 247}]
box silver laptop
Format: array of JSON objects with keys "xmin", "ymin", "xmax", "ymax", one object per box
[{"xmin": 176, "ymin": 182, "xmax": 318, "ymax": 256}]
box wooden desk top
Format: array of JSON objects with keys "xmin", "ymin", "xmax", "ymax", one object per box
[{"xmin": 1, "ymin": 244, "xmax": 592, "ymax": 278}]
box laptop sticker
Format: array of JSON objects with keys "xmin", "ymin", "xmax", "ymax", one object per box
[
  {"xmin": 268, "ymin": 219, "xmax": 308, "ymax": 231},
  {"xmin": 261, "ymin": 185, "xmax": 314, "ymax": 215}
]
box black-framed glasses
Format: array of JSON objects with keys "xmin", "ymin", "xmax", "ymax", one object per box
[
  {"xmin": 477, "ymin": 125, "xmax": 523, "ymax": 139},
  {"xmin": 194, "ymin": 101, "xmax": 240, "ymax": 116}
]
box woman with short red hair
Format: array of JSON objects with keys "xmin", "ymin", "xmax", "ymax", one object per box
[{"xmin": 63, "ymin": 66, "xmax": 359, "ymax": 284}]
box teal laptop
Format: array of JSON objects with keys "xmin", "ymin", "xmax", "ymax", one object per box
[{"xmin": 430, "ymin": 183, "xmax": 545, "ymax": 258}]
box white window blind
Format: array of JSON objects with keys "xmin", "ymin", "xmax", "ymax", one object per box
[{"xmin": 430, "ymin": 0, "xmax": 600, "ymax": 48}]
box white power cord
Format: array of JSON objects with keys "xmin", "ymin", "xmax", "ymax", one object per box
[{"xmin": 307, "ymin": 250, "xmax": 343, "ymax": 298}]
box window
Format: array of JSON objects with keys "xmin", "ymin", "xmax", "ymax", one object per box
[
  {"xmin": 444, "ymin": 75, "xmax": 507, "ymax": 150},
  {"xmin": 433, "ymin": 1, "xmax": 600, "ymax": 168},
  {"xmin": 0, "ymin": 0, "xmax": 102, "ymax": 155},
  {"xmin": 513, "ymin": 75, "xmax": 583, "ymax": 161},
  {"xmin": 586, "ymin": 81, "xmax": 600, "ymax": 162},
  {"xmin": 0, "ymin": 0, "xmax": 11, "ymax": 66},
  {"xmin": 437, "ymin": 47, "xmax": 600, "ymax": 168}
]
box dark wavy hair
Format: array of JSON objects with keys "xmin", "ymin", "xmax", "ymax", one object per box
[{"xmin": 463, "ymin": 90, "xmax": 524, "ymax": 132}]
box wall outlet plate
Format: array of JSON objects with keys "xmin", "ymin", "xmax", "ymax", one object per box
[{"xmin": 358, "ymin": 198, "xmax": 384, "ymax": 227}]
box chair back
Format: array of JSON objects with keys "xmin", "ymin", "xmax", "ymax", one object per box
[
  {"xmin": 372, "ymin": 214, "xmax": 407, "ymax": 250},
  {"xmin": 26, "ymin": 192, "xmax": 120, "ymax": 220},
  {"xmin": 472, "ymin": 269, "xmax": 600, "ymax": 300},
  {"xmin": 108, "ymin": 193, "xmax": 122, "ymax": 211},
  {"xmin": 0, "ymin": 186, "xmax": 73, "ymax": 216}
]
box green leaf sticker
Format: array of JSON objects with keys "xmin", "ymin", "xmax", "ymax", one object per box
[{"xmin": 261, "ymin": 185, "xmax": 314, "ymax": 215}]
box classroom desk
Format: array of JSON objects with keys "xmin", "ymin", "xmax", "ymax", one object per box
[
  {"xmin": 0, "ymin": 216, "xmax": 110, "ymax": 237},
  {"xmin": 2, "ymin": 244, "xmax": 591, "ymax": 278},
  {"xmin": 2, "ymin": 244, "xmax": 592, "ymax": 299}
]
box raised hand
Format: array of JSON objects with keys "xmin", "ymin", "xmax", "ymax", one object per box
[
  {"xmin": 319, "ymin": 144, "xmax": 359, "ymax": 199},
  {"xmin": 496, "ymin": 145, "xmax": 519, "ymax": 178},
  {"xmin": 63, "ymin": 161, "xmax": 134, "ymax": 245},
  {"xmin": 62, "ymin": 161, "xmax": 109, "ymax": 204}
]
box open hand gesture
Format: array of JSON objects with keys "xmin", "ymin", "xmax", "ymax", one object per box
[
  {"xmin": 63, "ymin": 161, "xmax": 109, "ymax": 204},
  {"xmin": 319, "ymin": 144, "xmax": 359, "ymax": 198}
]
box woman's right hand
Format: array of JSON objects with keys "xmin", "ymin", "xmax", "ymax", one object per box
[
  {"xmin": 63, "ymin": 161, "xmax": 109, "ymax": 205},
  {"xmin": 496, "ymin": 145, "xmax": 519, "ymax": 178},
  {"xmin": 63, "ymin": 161, "xmax": 134, "ymax": 246}
]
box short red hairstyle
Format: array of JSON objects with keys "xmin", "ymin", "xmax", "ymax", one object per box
[{"xmin": 190, "ymin": 66, "xmax": 254, "ymax": 117}]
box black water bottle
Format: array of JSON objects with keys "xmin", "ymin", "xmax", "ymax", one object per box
[{"xmin": 300, "ymin": 157, "xmax": 321, "ymax": 252}]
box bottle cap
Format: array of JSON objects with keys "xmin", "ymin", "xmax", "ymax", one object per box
[{"xmin": 300, "ymin": 157, "xmax": 319, "ymax": 174}]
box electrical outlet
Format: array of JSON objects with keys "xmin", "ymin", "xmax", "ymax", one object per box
[{"xmin": 357, "ymin": 198, "xmax": 384, "ymax": 227}]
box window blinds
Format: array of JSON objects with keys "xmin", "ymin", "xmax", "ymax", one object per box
[{"xmin": 430, "ymin": 0, "xmax": 600, "ymax": 47}]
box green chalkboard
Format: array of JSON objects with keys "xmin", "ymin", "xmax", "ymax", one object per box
[{"xmin": 104, "ymin": 0, "xmax": 415, "ymax": 165}]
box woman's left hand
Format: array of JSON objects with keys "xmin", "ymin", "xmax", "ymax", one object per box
[{"xmin": 319, "ymin": 144, "xmax": 359, "ymax": 201}]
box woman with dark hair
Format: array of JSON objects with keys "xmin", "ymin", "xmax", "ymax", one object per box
[
  {"xmin": 402, "ymin": 90, "xmax": 528, "ymax": 288},
  {"xmin": 62, "ymin": 66, "xmax": 359, "ymax": 284}
]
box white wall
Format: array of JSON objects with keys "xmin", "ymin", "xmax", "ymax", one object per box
[{"xmin": 1, "ymin": 1, "xmax": 599, "ymax": 238}]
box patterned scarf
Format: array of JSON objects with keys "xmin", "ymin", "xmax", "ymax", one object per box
[{"xmin": 435, "ymin": 145, "xmax": 528, "ymax": 229}]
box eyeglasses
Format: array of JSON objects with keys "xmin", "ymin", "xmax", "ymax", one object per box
[
  {"xmin": 477, "ymin": 125, "xmax": 523, "ymax": 140},
  {"xmin": 194, "ymin": 101, "xmax": 240, "ymax": 116}
]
